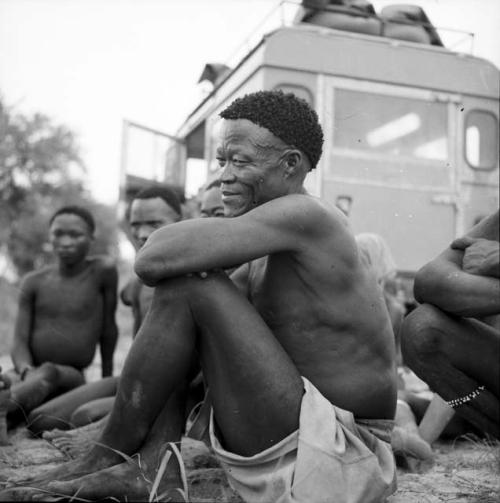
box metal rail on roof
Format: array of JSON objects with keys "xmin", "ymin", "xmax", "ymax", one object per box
[{"xmin": 221, "ymin": 0, "xmax": 475, "ymax": 70}]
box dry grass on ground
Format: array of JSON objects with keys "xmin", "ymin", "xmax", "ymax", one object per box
[{"xmin": 1, "ymin": 429, "xmax": 498, "ymax": 502}]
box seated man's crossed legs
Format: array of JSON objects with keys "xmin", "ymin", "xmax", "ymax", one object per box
[
  {"xmin": 0, "ymin": 362, "xmax": 85, "ymax": 444},
  {"xmin": 402, "ymin": 303, "xmax": 500, "ymax": 439},
  {"xmin": 27, "ymin": 376, "xmax": 118, "ymax": 436}
]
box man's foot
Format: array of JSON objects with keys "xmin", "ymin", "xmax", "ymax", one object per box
[
  {"xmin": 0, "ymin": 487, "xmax": 47, "ymax": 502},
  {"xmin": 391, "ymin": 426, "xmax": 433, "ymax": 460},
  {"xmin": 393, "ymin": 398, "xmax": 434, "ymax": 461},
  {"xmin": 45, "ymin": 446, "xmax": 185, "ymax": 501},
  {"xmin": 0, "ymin": 369, "xmax": 12, "ymax": 445},
  {"xmin": 43, "ymin": 419, "xmax": 106, "ymax": 458},
  {"xmin": 6, "ymin": 445, "xmax": 121, "ymax": 487}
]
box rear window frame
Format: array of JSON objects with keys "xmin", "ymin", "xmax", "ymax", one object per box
[{"xmin": 464, "ymin": 109, "xmax": 499, "ymax": 171}]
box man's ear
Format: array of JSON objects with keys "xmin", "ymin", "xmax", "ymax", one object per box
[{"xmin": 282, "ymin": 150, "xmax": 303, "ymax": 178}]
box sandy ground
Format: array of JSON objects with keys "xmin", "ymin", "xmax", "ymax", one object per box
[{"xmin": 0, "ymin": 425, "xmax": 498, "ymax": 502}]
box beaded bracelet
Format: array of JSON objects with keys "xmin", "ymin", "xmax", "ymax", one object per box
[{"xmin": 446, "ymin": 385, "xmax": 485, "ymax": 408}]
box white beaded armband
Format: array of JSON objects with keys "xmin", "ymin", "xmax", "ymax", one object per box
[{"xmin": 446, "ymin": 386, "xmax": 485, "ymax": 408}]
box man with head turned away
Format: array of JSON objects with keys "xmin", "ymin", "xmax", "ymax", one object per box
[
  {"xmin": 11, "ymin": 91, "xmax": 397, "ymax": 502},
  {"xmin": 0, "ymin": 206, "xmax": 119, "ymax": 444},
  {"xmin": 200, "ymin": 178, "xmax": 225, "ymax": 218}
]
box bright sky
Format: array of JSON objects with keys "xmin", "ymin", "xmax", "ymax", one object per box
[{"xmin": 1, "ymin": 0, "xmax": 499, "ymax": 204}]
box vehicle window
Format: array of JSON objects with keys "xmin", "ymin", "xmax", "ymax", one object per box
[
  {"xmin": 465, "ymin": 110, "xmax": 498, "ymax": 170},
  {"xmin": 333, "ymin": 89, "xmax": 448, "ymax": 161}
]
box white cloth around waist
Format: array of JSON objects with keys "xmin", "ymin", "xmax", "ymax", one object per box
[{"xmin": 210, "ymin": 377, "xmax": 397, "ymax": 503}]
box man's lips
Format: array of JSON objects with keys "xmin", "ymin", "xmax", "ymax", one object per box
[
  {"xmin": 221, "ymin": 191, "xmax": 240, "ymax": 200},
  {"xmin": 57, "ymin": 249, "xmax": 77, "ymax": 255}
]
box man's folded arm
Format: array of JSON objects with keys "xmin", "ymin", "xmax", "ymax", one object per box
[
  {"xmin": 134, "ymin": 194, "xmax": 332, "ymax": 286},
  {"xmin": 415, "ymin": 251, "xmax": 500, "ymax": 318},
  {"xmin": 414, "ymin": 210, "xmax": 500, "ymax": 318}
]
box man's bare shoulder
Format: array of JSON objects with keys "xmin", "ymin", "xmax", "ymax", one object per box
[
  {"xmin": 87, "ymin": 255, "xmax": 118, "ymax": 275},
  {"xmin": 88, "ymin": 256, "xmax": 118, "ymax": 289},
  {"xmin": 120, "ymin": 275, "xmax": 142, "ymax": 306},
  {"xmin": 20, "ymin": 265, "xmax": 57, "ymax": 289},
  {"xmin": 253, "ymin": 193, "xmax": 348, "ymax": 236},
  {"xmin": 88, "ymin": 255, "xmax": 117, "ymax": 270}
]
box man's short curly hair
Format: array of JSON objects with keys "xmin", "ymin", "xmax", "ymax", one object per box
[
  {"xmin": 50, "ymin": 205, "xmax": 95, "ymax": 234},
  {"xmin": 219, "ymin": 90, "xmax": 324, "ymax": 170}
]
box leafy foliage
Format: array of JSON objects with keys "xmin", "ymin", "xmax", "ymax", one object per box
[{"xmin": 0, "ymin": 96, "xmax": 118, "ymax": 276}]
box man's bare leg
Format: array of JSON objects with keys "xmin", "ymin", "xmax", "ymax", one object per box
[
  {"xmin": 70, "ymin": 396, "xmax": 116, "ymax": 427},
  {"xmin": 51, "ymin": 364, "xmax": 86, "ymax": 393},
  {"xmin": 392, "ymin": 398, "xmax": 433, "ymax": 461},
  {"xmin": 44, "ymin": 415, "xmax": 110, "ymax": 458},
  {"xmin": 28, "ymin": 377, "xmax": 116, "ymax": 435},
  {"xmin": 402, "ymin": 303, "xmax": 500, "ymax": 438},
  {"xmin": 45, "ymin": 384, "xmax": 188, "ymax": 501},
  {"xmin": 0, "ymin": 363, "xmax": 67, "ymax": 430},
  {"xmin": 43, "ymin": 414, "xmax": 109, "ymax": 440},
  {"xmin": 26, "ymin": 272, "xmax": 302, "ymax": 497}
]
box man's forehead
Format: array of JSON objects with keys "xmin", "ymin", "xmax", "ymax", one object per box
[
  {"xmin": 50, "ymin": 213, "xmax": 89, "ymax": 230},
  {"xmin": 217, "ymin": 118, "xmax": 283, "ymax": 148},
  {"xmin": 130, "ymin": 197, "xmax": 177, "ymax": 219}
]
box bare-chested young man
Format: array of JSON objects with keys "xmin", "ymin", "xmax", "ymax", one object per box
[
  {"xmin": 401, "ymin": 210, "xmax": 499, "ymax": 440},
  {"xmin": 11, "ymin": 91, "xmax": 397, "ymax": 502},
  {"xmin": 39, "ymin": 186, "xmax": 184, "ymax": 452},
  {"xmin": 0, "ymin": 206, "xmax": 118, "ymax": 443}
]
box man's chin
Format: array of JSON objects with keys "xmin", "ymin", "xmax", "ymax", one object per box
[
  {"xmin": 224, "ymin": 207, "xmax": 248, "ymax": 218},
  {"xmin": 58, "ymin": 256, "xmax": 80, "ymax": 266},
  {"xmin": 223, "ymin": 202, "xmax": 245, "ymax": 218}
]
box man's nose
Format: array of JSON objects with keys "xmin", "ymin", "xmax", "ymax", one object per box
[
  {"xmin": 220, "ymin": 163, "xmax": 237, "ymax": 183},
  {"xmin": 137, "ymin": 227, "xmax": 152, "ymax": 241},
  {"xmin": 59, "ymin": 235, "xmax": 74, "ymax": 247}
]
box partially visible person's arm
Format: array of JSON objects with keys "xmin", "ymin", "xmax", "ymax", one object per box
[
  {"xmin": 135, "ymin": 194, "xmax": 336, "ymax": 286},
  {"xmin": 451, "ymin": 237, "xmax": 499, "ymax": 278},
  {"xmin": 229, "ymin": 262, "xmax": 250, "ymax": 296},
  {"xmin": 120, "ymin": 276, "xmax": 142, "ymax": 336},
  {"xmin": 130, "ymin": 282, "xmax": 143, "ymax": 337},
  {"xmin": 414, "ymin": 210, "xmax": 500, "ymax": 317},
  {"xmin": 11, "ymin": 275, "xmax": 36, "ymax": 378},
  {"xmin": 99, "ymin": 260, "xmax": 119, "ymax": 377}
]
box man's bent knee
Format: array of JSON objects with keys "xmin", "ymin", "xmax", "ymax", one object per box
[
  {"xmin": 401, "ymin": 304, "xmax": 447, "ymax": 369},
  {"xmin": 153, "ymin": 270, "xmax": 233, "ymax": 305}
]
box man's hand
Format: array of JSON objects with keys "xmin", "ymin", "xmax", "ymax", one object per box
[
  {"xmin": 451, "ymin": 237, "xmax": 500, "ymax": 278},
  {"xmin": 0, "ymin": 367, "xmax": 12, "ymax": 391},
  {"xmin": 19, "ymin": 364, "xmax": 34, "ymax": 381}
]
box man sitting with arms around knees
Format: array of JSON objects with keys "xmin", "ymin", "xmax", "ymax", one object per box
[
  {"xmin": 12, "ymin": 91, "xmax": 397, "ymax": 503},
  {"xmin": 401, "ymin": 210, "xmax": 499, "ymax": 441}
]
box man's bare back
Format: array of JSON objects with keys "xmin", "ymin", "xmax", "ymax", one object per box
[{"xmin": 244, "ymin": 195, "xmax": 396, "ymax": 419}]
